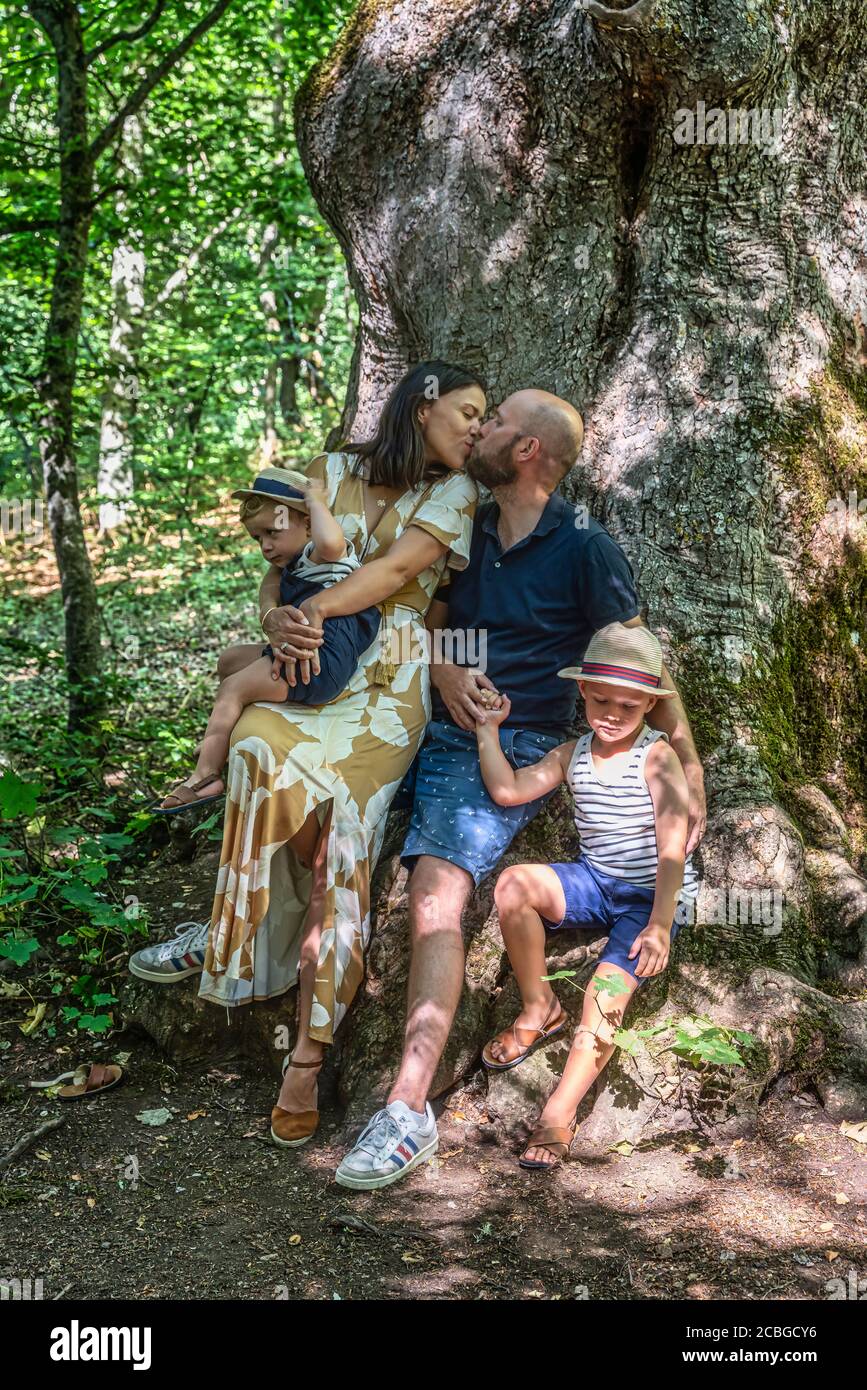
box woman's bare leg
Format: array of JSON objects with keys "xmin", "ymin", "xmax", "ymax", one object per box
[
  {"xmin": 275, "ymin": 805, "xmax": 332, "ymax": 1112},
  {"xmin": 523, "ymin": 963, "xmax": 639, "ymax": 1166}
]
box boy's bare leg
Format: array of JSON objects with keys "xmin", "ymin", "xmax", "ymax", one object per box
[
  {"xmin": 187, "ymin": 657, "xmax": 289, "ymax": 790},
  {"xmin": 387, "ymin": 856, "xmax": 473, "ymax": 1114},
  {"xmin": 216, "ymin": 642, "xmax": 267, "ymax": 680},
  {"xmin": 523, "ymin": 963, "xmax": 639, "ymax": 1166},
  {"xmin": 486, "ymin": 865, "xmax": 567, "ymax": 1063}
]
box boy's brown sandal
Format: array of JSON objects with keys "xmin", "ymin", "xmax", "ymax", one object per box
[
  {"xmin": 518, "ymin": 1117, "xmax": 578, "ymax": 1171},
  {"xmin": 270, "ymin": 1058, "xmax": 320, "ymax": 1148},
  {"xmin": 481, "ymin": 998, "xmax": 567, "ymax": 1072}
]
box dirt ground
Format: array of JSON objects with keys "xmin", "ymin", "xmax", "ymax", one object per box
[{"xmin": 1, "ymin": 1017, "xmax": 865, "ymax": 1301}]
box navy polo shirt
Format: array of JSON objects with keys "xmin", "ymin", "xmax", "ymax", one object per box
[{"xmin": 432, "ymin": 492, "xmax": 641, "ymax": 738}]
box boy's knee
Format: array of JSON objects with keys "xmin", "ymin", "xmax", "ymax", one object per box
[
  {"xmin": 218, "ymin": 644, "xmax": 238, "ymax": 678},
  {"xmin": 494, "ymin": 865, "xmax": 534, "ymax": 917}
]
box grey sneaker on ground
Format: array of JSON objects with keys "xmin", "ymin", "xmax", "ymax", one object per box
[
  {"xmin": 128, "ymin": 920, "xmax": 210, "ymax": 983},
  {"xmin": 335, "ymin": 1100, "xmax": 439, "ymax": 1190}
]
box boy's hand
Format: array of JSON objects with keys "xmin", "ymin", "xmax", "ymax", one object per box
[
  {"xmin": 476, "ymin": 693, "xmax": 511, "ymax": 729},
  {"xmin": 628, "ymin": 921, "xmax": 672, "ymax": 978},
  {"xmin": 429, "ymin": 664, "xmax": 501, "ymax": 731}
]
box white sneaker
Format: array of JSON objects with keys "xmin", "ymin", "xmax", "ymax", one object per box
[
  {"xmin": 335, "ymin": 1100, "xmax": 438, "ymax": 1190},
  {"xmin": 128, "ymin": 920, "xmax": 210, "ymax": 983}
]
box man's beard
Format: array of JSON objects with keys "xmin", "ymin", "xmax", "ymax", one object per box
[{"xmin": 466, "ymin": 434, "xmax": 521, "ymax": 488}]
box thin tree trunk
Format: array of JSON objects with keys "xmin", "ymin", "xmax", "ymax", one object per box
[
  {"xmin": 29, "ymin": 0, "xmax": 103, "ymax": 730},
  {"xmin": 97, "ymin": 115, "xmax": 145, "ymax": 533}
]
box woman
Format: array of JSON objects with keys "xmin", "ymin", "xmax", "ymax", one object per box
[{"xmin": 201, "ymin": 362, "xmax": 485, "ymax": 1146}]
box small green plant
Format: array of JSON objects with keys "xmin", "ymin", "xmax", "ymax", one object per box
[
  {"xmin": 0, "ymin": 768, "xmax": 149, "ymax": 1034},
  {"xmin": 542, "ymin": 968, "xmax": 757, "ymax": 1071}
]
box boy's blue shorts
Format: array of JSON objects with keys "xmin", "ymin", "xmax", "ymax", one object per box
[
  {"xmin": 540, "ymin": 856, "xmax": 681, "ymax": 985},
  {"xmin": 398, "ymin": 719, "xmax": 562, "ymax": 887}
]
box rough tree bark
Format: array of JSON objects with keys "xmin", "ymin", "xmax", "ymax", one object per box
[
  {"xmin": 291, "ymin": 0, "xmax": 867, "ymax": 1139},
  {"xmin": 125, "ymin": 0, "xmax": 867, "ymax": 1145}
]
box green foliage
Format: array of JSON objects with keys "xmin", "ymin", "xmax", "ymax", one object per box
[{"xmin": 542, "ymin": 967, "xmax": 757, "ymax": 1071}]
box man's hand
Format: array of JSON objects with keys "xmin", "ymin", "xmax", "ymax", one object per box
[
  {"xmin": 628, "ymin": 921, "xmax": 672, "ymax": 978},
  {"xmin": 684, "ymin": 766, "xmax": 707, "ymax": 855},
  {"xmin": 262, "ymin": 603, "xmax": 323, "ymax": 687},
  {"xmin": 430, "ymin": 663, "xmax": 501, "ymax": 732}
]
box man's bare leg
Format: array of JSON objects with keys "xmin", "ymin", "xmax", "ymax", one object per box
[{"xmin": 387, "ymin": 855, "xmax": 473, "ymax": 1114}]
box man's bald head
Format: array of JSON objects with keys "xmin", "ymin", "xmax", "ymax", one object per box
[{"xmin": 507, "ymin": 389, "xmax": 584, "ymax": 481}]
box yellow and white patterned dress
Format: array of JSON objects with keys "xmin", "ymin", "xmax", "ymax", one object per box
[{"xmin": 198, "ymin": 452, "xmax": 478, "ymax": 1043}]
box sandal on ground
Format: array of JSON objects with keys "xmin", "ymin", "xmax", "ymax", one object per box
[
  {"xmin": 152, "ymin": 774, "xmax": 225, "ymax": 815},
  {"xmin": 481, "ymin": 997, "xmax": 567, "ymax": 1071},
  {"xmin": 518, "ymin": 1117, "xmax": 578, "ymax": 1171},
  {"xmin": 270, "ymin": 1057, "xmax": 321, "ymax": 1148},
  {"xmin": 30, "ymin": 1062, "xmax": 124, "ymax": 1101}
]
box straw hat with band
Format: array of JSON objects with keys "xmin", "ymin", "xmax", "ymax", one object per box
[
  {"xmin": 231, "ymin": 466, "xmax": 310, "ymax": 513},
  {"xmin": 558, "ymin": 621, "xmax": 676, "ymax": 698}
]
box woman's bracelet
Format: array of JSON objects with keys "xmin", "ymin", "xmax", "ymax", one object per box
[{"xmin": 260, "ymin": 606, "xmax": 278, "ymax": 634}]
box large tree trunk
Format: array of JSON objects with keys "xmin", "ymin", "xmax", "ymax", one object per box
[{"xmin": 288, "ymin": 0, "xmax": 867, "ymax": 1137}]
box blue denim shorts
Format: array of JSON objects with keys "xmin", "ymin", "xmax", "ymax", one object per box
[
  {"xmin": 398, "ymin": 719, "xmax": 562, "ymax": 887},
  {"xmin": 541, "ymin": 856, "xmax": 680, "ymax": 984}
]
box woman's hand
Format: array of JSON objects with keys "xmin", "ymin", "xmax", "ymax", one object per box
[{"xmin": 262, "ymin": 603, "xmax": 323, "ymax": 687}]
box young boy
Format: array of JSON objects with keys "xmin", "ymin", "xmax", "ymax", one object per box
[
  {"xmin": 475, "ymin": 621, "xmax": 698, "ymax": 1170},
  {"xmin": 157, "ymin": 466, "xmax": 380, "ymax": 813}
]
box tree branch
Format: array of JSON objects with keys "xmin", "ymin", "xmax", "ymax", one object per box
[
  {"xmin": 149, "ymin": 205, "xmax": 242, "ymax": 312},
  {"xmin": 85, "ymin": 0, "xmax": 167, "ymax": 65},
  {"xmin": 580, "ymin": 0, "xmax": 655, "ymax": 30},
  {"xmin": 88, "ymin": 0, "xmax": 234, "ymax": 164},
  {"xmin": 0, "ymin": 215, "xmax": 58, "ymax": 237}
]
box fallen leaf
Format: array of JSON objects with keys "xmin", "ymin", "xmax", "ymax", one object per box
[
  {"xmin": 818, "ymin": 1222, "xmax": 835, "ymax": 1232},
  {"xmin": 609, "ymin": 1140, "xmax": 634, "ymax": 1156},
  {"xmin": 826, "ymin": 1251, "xmax": 839, "ymax": 1261},
  {"xmin": 136, "ymin": 1108, "xmax": 172, "ymax": 1127},
  {"xmin": 86, "ymin": 1196, "xmax": 96, "ymax": 1209},
  {"xmin": 685, "ymin": 1144, "xmax": 700, "ymax": 1153},
  {"xmin": 35, "ymin": 1150, "xmax": 51, "ymax": 1161},
  {"xmin": 401, "ymin": 1252, "xmax": 423, "ymax": 1263},
  {"xmin": 840, "ymin": 1120, "xmax": 867, "ymax": 1145},
  {"xmin": 19, "ymin": 1003, "xmax": 47, "ymax": 1036},
  {"xmin": 451, "ymin": 1111, "xmax": 467, "ymax": 1122},
  {"xmin": 791, "ymin": 1132, "xmax": 807, "ymax": 1144},
  {"xmin": 288, "ymin": 1234, "xmax": 301, "ymax": 1245},
  {"xmin": 186, "ymin": 1111, "xmax": 207, "ymax": 1121},
  {"xmin": 835, "ymin": 1193, "xmax": 850, "ymax": 1205}
]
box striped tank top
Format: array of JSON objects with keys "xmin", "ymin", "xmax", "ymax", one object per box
[{"xmin": 567, "ymin": 723, "xmax": 699, "ymax": 898}]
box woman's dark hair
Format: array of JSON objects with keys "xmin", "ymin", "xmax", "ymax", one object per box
[{"xmin": 343, "ymin": 359, "xmax": 487, "ymax": 489}]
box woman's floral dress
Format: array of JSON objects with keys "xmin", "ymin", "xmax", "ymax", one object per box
[{"xmin": 197, "ymin": 452, "xmax": 477, "ymax": 1043}]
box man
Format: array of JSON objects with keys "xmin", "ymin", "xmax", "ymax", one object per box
[{"xmin": 334, "ymin": 389, "xmax": 707, "ymax": 1190}]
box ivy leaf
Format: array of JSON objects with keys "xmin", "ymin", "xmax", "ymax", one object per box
[
  {"xmin": 0, "ymin": 771, "xmax": 42, "ymax": 821},
  {"xmin": 76, "ymin": 1012, "xmax": 114, "ymax": 1033},
  {"xmin": 0, "ymin": 934, "xmax": 40, "ymax": 965}
]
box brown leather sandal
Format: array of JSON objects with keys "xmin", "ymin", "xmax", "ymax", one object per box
[
  {"xmin": 270, "ymin": 1058, "xmax": 321, "ymax": 1148},
  {"xmin": 30, "ymin": 1062, "xmax": 124, "ymax": 1101},
  {"xmin": 155, "ymin": 774, "xmax": 225, "ymax": 815},
  {"xmin": 481, "ymin": 997, "xmax": 567, "ymax": 1072},
  {"xmin": 518, "ymin": 1117, "xmax": 578, "ymax": 1171}
]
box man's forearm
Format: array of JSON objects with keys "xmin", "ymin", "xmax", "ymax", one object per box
[{"xmin": 648, "ymin": 663, "xmax": 702, "ymax": 778}]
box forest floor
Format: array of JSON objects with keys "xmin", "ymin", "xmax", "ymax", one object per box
[
  {"xmin": 2, "ymin": 824, "xmax": 865, "ymax": 1303},
  {"xmin": 2, "ymin": 1024, "xmax": 865, "ymax": 1302},
  {"xmin": 2, "ymin": 529, "xmax": 865, "ymax": 1302}
]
